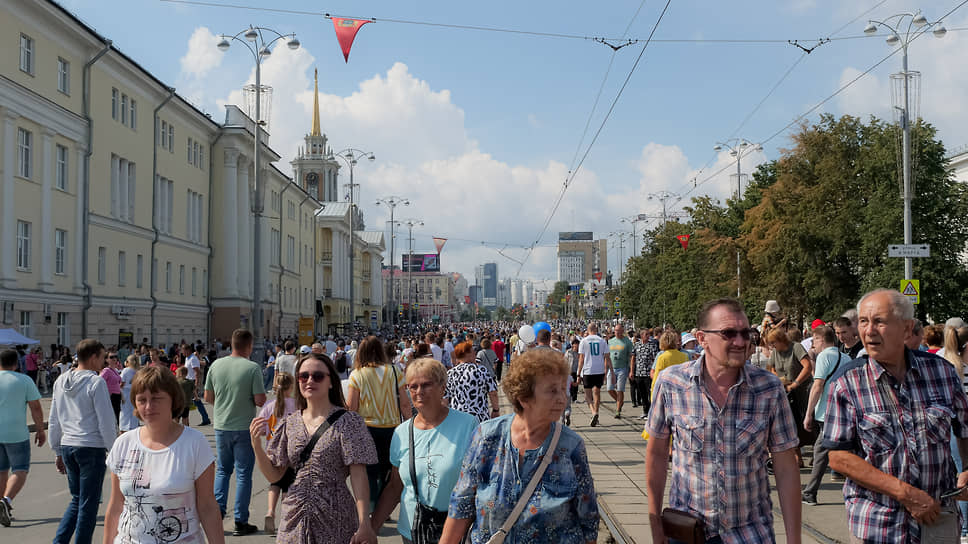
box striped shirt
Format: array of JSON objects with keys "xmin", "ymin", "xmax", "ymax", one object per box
[
  {"xmin": 646, "ymin": 357, "xmax": 798, "ymax": 543},
  {"xmin": 823, "ymin": 349, "xmax": 968, "ymax": 543}
]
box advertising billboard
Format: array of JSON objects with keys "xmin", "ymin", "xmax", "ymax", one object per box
[
  {"xmin": 402, "ymin": 253, "xmax": 441, "ymax": 272},
  {"xmin": 558, "ymin": 231, "xmax": 594, "ymax": 241}
]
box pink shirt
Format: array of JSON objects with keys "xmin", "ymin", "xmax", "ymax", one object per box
[
  {"xmin": 25, "ymin": 353, "xmax": 39, "ymax": 371},
  {"xmin": 100, "ymin": 367, "xmax": 123, "ymax": 395}
]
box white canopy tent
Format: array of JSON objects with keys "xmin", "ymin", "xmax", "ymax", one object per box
[{"xmin": 0, "ymin": 328, "xmax": 40, "ymax": 346}]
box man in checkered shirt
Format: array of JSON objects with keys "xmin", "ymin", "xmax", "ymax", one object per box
[
  {"xmin": 645, "ymin": 298, "xmax": 803, "ymax": 543},
  {"xmin": 825, "ymin": 289, "xmax": 968, "ymax": 543}
]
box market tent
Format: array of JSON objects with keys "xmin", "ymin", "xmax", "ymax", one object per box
[{"xmin": 0, "ymin": 328, "xmax": 39, "ymax": 346}]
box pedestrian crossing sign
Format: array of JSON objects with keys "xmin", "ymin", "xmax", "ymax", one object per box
[{"xmin": 900, "ymin": 279, "xmax": 920, "ymax": 304}]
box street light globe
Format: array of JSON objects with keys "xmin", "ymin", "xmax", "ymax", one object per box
[
  {"xmin": 287, "ymin": 37, "xmax": 300, "ymax": 50},
  {"xmin": 934, "ymin": 24, "xmax": 948, "ymax": 38},
  {"xmin": 244, "ymin": 27, "xmax": 258, "ymax": 41},
  {"xmin": 367, "ymin": 154, "xmax": 376, "ymax": 161},
  {"xmin": 713, "ymin": 144, "xmax": 723, "ymax": 151},
  {"xmin": 864, "ymin": 22, "xmax": 878, "ymax": 34},
  {"xmin": 259, "ymin": 46, "xmax": 272, "ymax": 58},
  {"xmin": 912, "ymin": 14, "xmax": 928, "ymax": 27},
  {"xmin": 216, "ymin": 37, "xmax": 231, "ymax": 51},
  {"xmin": 886, "ymin": 33, "xmax": 900, "ymax": 46}
]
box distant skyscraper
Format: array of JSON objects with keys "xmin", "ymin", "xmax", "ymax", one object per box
[{"xmin": 482, "ymin": 263, "xmax": 498, "ymax": 310}]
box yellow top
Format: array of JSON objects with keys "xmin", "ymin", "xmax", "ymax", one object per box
[
  {"xmin": 651, "ymin": 349, "xmax": 689, "ymax": 398},
  {"xmin": 348, "ymin": 365, "xmax": 407, "ymax": 428},
  {"xmin": 311, "ymin": 68, "xmax": 321, "ymax": 137}
]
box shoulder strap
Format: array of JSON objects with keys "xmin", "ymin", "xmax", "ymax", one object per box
[
  {"xmin": 494, "ymin": 422, "xmax": 563, "ymax": 539},
  {"xmin": 408, "ymin": 417, "xmax": 423, "ymax": 505},
  {"xmin": 297, "ymin": 409, "xmax": 346, "ymax": 468},
  {"xmin": 823, "ymin": 352, "xmax": 846, "ymax": 386}
]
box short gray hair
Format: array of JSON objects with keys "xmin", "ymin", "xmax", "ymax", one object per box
[{"xmin": 857, "ymin": 289, "xmax": 915, "ymax": 321}]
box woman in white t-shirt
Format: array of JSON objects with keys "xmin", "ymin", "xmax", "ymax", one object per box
[{"xmin": 103, "ymin": 366, "xmax": 224, "ymax": 544}]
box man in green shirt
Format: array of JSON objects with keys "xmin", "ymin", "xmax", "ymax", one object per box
[
  {"xmin": 607, "ymin": 323, "xmax": 635, "ymax": 418},
  {"xmin": 204, "ymin": 329, "xmax": 266, "ymax": 536}
]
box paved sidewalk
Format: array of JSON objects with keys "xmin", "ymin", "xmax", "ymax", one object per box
[{"xmin": 565, "ymin": 391, "xmax": 851, "ymax": 543}]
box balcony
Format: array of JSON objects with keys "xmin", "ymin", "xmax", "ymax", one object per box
[{"xmin": 323, "ymin": 289, "xmax": 333, "ymax": 298}]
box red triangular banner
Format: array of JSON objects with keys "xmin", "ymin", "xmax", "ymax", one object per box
[
  {"xmin": 331, "ymin": 18, "xmax": 371, "ymax": 62},
  {"xmin": 677, "ymin": 234, "xmax": 691, "ymax": 250},
  {"xmin": 433, "ymin": 237, "xmax": 447, "ymax": 253},
  {"xmin": 593, "ymin": 272, "xmax": 602, "ymax": 282}
]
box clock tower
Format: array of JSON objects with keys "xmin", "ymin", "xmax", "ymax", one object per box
[{"xmin": 291, "ymin": 68, "xmax": 340, "ymax": 201}]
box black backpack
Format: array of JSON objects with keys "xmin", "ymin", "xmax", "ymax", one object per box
[{"xmin": 334, "ymin": 351, "xmax": 348, "ymax": 374}]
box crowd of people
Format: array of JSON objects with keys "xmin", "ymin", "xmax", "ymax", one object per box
[{"xmin": 1, "ymin": 287, "xmax": 968, "ymax": 543}]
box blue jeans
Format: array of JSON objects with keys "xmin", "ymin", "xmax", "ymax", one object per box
[
  {"xmin": 951, "ymin": 432, "xmax": 968, "ymax": 536},
  {"xmin": 214, "ymin": 429, "xmax": 254, "ymax": 523},
  {"xmin": 193, "ymin": 399, "xmax": 210, "ymax": 424},
  {"xmin": 53, "ymin": 446, "xmax": 107, "ymax": 544}
]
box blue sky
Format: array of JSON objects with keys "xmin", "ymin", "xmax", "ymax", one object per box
[{"xmin": 60, "ymin": 0, "xmax": 968, "ymax": 284}]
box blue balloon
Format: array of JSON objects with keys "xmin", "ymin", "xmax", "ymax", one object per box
[{"xmin": 533, "ymin": 321, "xmax": 551, "ymax": 334}]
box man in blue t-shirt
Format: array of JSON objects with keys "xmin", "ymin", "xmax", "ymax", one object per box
[
  {"xmin": 0, "ymin": 348, "xmax": 45, "ymax": 526},
  {"xmin": 802, "ymin": 325, "xmax": 847, "ymax": 505}
]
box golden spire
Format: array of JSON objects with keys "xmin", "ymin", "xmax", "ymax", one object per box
[{"xmin": 310, "ymin": 68, "xmax": 321, "ymax": 137}]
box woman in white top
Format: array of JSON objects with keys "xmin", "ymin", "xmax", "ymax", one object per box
[
  {"xmin": 119, "ymin": 355, "xmax": 140, "ymax": 432},
  {"xmin": 103, "ymin": 366, "xmax": 224, "ymax": 544}
]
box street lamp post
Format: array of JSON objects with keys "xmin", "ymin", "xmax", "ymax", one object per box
[
  {"xmin": 620, "ymin": 214, "xmax": 647, "ymax": 263},
  {"xmin": 217, "ymin": 26, "xmax": 299, "ymax": 363},
  {"xmin": 375, "ymin": 196, "xmax": 410, "ymax": 329},
  {"xmin": 331, "ymin": 149, "xmax": 375, "ymax": 328},
  {"xmin": 712, "ymin": 139, "xmax": 762, "ymax": 299},
  {"xmin": 864, "ymin": 11, "xmax": 946, "ymax": 281},
  {"xmin": 397, "ymin": 219, "xmax": 423, "ymax": 324}
]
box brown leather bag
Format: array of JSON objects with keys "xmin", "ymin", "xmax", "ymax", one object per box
[{"xmin": 661, "ymin": 508, "xmax": 706, "ymax": 544}]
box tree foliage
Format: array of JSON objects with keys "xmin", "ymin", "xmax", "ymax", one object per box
[{"xmin": 622, "ymin": 114, "xmax": 968, "ymax": 328}]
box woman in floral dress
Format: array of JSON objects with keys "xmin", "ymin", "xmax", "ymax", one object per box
[{"xmin": 250, "ymin": 353, "xmax": 378, "ymax": 544}]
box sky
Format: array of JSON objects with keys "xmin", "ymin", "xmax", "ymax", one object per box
[{"xmin": 60, "ymin": 0, "xmax": 968, "ymax": 287}]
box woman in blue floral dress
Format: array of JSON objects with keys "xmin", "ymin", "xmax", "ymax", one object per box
[{"xmin": 441, "ymin": 348, "xmax": 599, "ymax": 544}]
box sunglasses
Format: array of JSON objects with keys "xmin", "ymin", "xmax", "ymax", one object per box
[
  {"xmin": 297, "ymin": 371, "xmax": 329, "ymax": 383},
  {"xmin": 701, "ymin": 328, "xmax": 755, "ymax": 341}
]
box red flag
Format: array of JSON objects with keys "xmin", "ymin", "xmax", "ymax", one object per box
[
  {"xmin": 464, "ymin": 296, "xmax": 470, "ymax": 304},
  {"xmin": 331, "ymin": 18, "xmax": 371, "ymax": 62},
  {"xmin": 677, "ymin": 234, "xmax": 691, "ymax": 250},
  {"xmin": 433, "ymin": 237, "xmax": 447, "ymax": 253},
  {"xmin": 593, "ymin": 272, "xmax": 602, "ymax": 282}
]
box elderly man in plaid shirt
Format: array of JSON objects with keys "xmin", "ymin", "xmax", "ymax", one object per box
[
  {"xmin": 646, "ymin": 298, "xmax": 803, "ymax": 544},
  {"xmin": 825, "ymin": 289, "xmax": 968, "ymax": 543}
]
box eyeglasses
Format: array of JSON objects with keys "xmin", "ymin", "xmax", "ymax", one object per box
[
  {"xmin": 297, "ymin": 371, "xmax": 329, "ymax": 383},
  {"xmin": 406, "ymin": 382, "xmax": 437, "ymax": 392},
  {"xmin": 701, "ymin": 328, "xmax": 755, "ymax": 341}
]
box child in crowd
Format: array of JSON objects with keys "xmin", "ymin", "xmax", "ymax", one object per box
[
  {"xmin": 257, "ymin": 373, "xmax": 297, "ymax": 533},
  {"xmin": 175, "ymin": 366, "xmax": 195, "ymax": 426}
]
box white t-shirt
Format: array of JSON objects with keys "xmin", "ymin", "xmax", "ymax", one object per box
[
  {"xmin": 444, "ymin": 341, "xmax": 455, "ymax": 357},
  {"xmin": 185, "ymin": 354, "xmax": 201, "ymax": 381},
  {"xmin": 430, "ymin": 344, "xmax": 443, "ymax": 361},
  {"xmin": 107, "ymin": 427, "xmax": 215, "ymax": 544},
  {"xmin": 275, "ymin": 353, "xmax": 298, "ymax": 376},
  {"xmin": 579, "ymin": 334, "xmax": 609, "ymax": 375}
]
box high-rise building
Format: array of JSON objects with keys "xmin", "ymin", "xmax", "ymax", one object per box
[
  {"xmin": 497, "ymin": 278, "xmax": 511, "ymax": 309},
  {"xmin": 557, "ymin": 232, "xmax": 607, "ymax": 284},
  {"xmin": 481, "ymin": 263, "xmax": 498, "ymax": 310}
]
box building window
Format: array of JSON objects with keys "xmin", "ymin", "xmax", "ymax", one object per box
[
  {"xmin": 17, "ymin": 128, "xmax": 31, "ymax": 178},
  {"xmin": 165, "ymin": 261, "xmax": 172, "ymax": 292},
  {"xmin": 57, "ymin": 313, "xmax": 70, "ymax": 346},
  {"xmin": 55, "ymin": 229, "xmax": 67, "ymax": 275},
  {"xmin": 118, "ymin": 251, "xmax": 126, "ymax": 286},
  {"xmin": 186, "ymin": 190, "xmax": 203, "ymax": 243},
  {"xmin": 287, "ymin": 235, "xmax": 295, "ymax": 268},
  {"xmin": 19, "ymin": 34, "xmax": 33, "ymax": 74},
  {"xmin": 19, "ymin": 311, "xmax": 31, "ymax": 339},
  {"xmin": 56, "ymin": 144, "xmax": 68, "ymax": 190},
  {"xmin": 287, "ymin": 201, "xmax": 296, "ymax": 220},
  {"xmin": 161, "ymin": 121, "xmax": 168, "ymax": 149},
  {"xmin": 199, "ymin": 147, "xmax": 204, "ymax": 170},
  {"xmin": 187, "ymin": 138, "xmax": 192, "ymax": 163},
  {"xmin": 111, "ymin": 155, "xmax": 136, "ymax": 222},
  {"xmin": 179, "ymin": 265, "xmax": 185, "ymax": 295},
  {"xmin": 112, "ymin": 88, "xmax": 119, "ymax": 120},
  {"xmin": 120, "ymin": 94, "xmax": 128, "ymax": 125},
  {"xmin": 57, "ymin": 57, "xmax": 70, "ymax": 94},
  {"xmin": 270, "ymin": 229, "xmax": 281, "ymax": 263},
  {"xmin": 136, "ymin": 254, "xmax": 143, "ymax": 289},
  {"xmin": 129, "ymin": 99, "xmax": 137, "ymax": 129},
  {"xmin": 191, "ymin": 267, "xmax": 197, "ymax": 296},
  {"xmin": 151, "ymin": 258, "xmax": 157, "ymax": 291},
  {"xmin": 97, "ymin": 246, "xmax": 106, "ymax": 284},
  {"xmin": 167, "ymin": 124, "xmax": 174, "ymax": 153},
  {"xmin": 17, "ymin": 220, "xmax": 31, "ymax": 270},
  {"xmin": 202, "ymin": 269, "xmax": 207, "ymax": 297},
  {"xmin": 155, "ymin": 176, "xmax": 174, "ymax": 234},
  {"xmin": 193, "ymin": 141, "xmax": 199, "ymax": 167}
]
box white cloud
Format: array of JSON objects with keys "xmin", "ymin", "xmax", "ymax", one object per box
[{"xmin": 179, "ymin": 27, "xmax": 222, "ymax": 79}]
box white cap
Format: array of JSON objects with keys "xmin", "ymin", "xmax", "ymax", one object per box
[{"xmin": 299, "ymin": 345, "xmax": 312, "ymax": 354}]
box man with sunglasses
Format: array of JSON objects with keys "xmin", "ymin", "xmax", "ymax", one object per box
[{"xmin": 646, "ymin": 298, "xmax": 802, "ymax": 544}]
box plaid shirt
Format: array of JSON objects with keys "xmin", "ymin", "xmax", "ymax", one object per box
[
  {"xmin": 633, "ymin": 338, "xmax": 658, "ymax": 378},
  {"xmin": 823, "ymin": 350, "xmax": 968, "ymax": 543},
  {"xmin": 647, "ymin": 357, "xmax": 798, "ymax": 543}
]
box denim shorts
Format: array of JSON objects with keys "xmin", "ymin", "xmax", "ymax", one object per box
[
  {"xmin": 607, "ymin": 368, "xmax": 629, "ymax": 392},
  {"xmin": 0, "ymin": 440, "xmax": 31, "ymax": 472}
]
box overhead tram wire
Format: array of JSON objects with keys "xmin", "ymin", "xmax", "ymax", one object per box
[
  {"xmin": 158, "ymin": 0, "xmax": 967, "ymax": 44},
  {"xmin": 517, "ymin": 0, "xmax": 675, "ymax": 278}
]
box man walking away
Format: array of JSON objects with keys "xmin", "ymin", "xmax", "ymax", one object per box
[
  {"xmin": 184, "ymin": 344, "xmax": 211, "ymax": 426},
  {"xmin": 801, "ymin": 325, "xmax": 845, "ymax": 506},
  {"xmin": 607, "ymin": 323, "xmax": 634, "ymax": 419},
  {"xmin": 577, "ymin": 323, "xmax": 611, "ymax": 427},
  {"xmin": 49, "ymin": 339, "xmax": 117, "ymax": 544},
  {"xmin": 205, "ymin": 329, "xmax": 267, "ymax": 536},
  {"xmin": 274, "ymin": 341, "xmax": 297, "ymax": 379},
  {"xmin": 0, "ymin": 349, "xmax": 45, "ymax": 527}
]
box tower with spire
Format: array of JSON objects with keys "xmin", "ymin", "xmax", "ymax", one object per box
[{"xmin": 291, "ymin": 68, "xmax": 340, "ymax": 201}]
